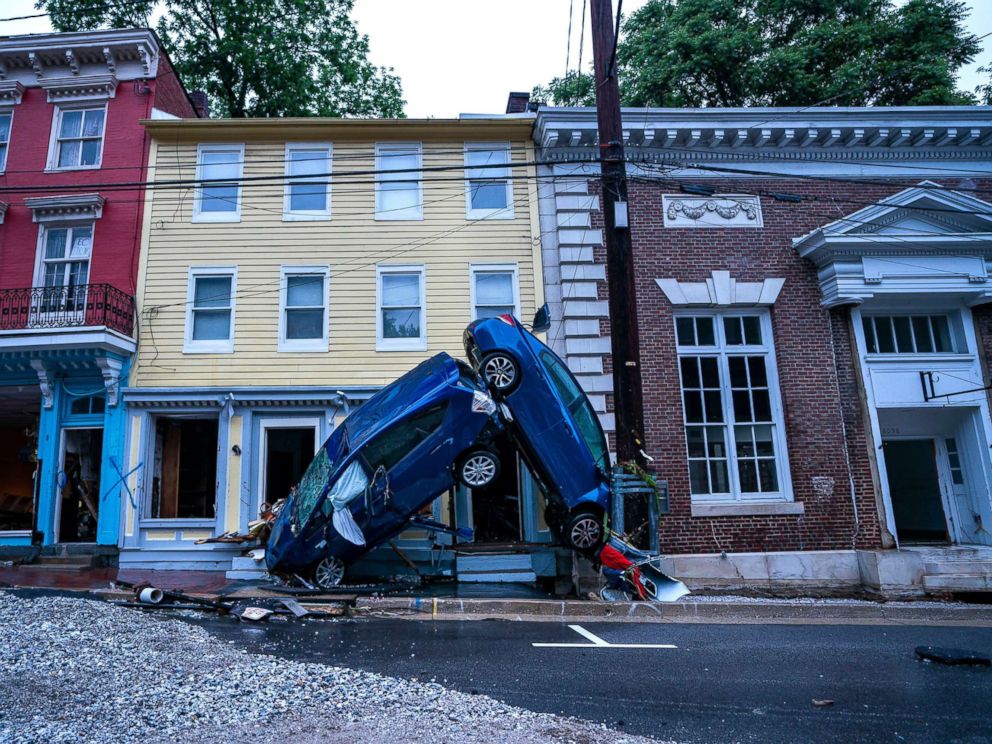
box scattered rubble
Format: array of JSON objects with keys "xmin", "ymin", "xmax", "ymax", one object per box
[{"xmin": 0, "ymin": 591, "xmax": 663, "ymax": 744}]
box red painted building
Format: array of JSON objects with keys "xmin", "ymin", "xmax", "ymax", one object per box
[
  {"xmin": 535, "ymin": 104, "xmax": 992, "ymax": 595},
  {"xmin": 0, "ymin": 29, "xmax": 198, "ymax": 555}
]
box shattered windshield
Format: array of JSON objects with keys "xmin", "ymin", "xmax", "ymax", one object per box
[
  {"xmin": 293, "ymin": 447, "xmax": 333, "ymax": 526},
  {"xmin": 540, "ymin": 350, "xmax": 610, "ymax": 468}
]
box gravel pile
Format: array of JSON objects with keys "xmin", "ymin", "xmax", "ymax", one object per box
[{"xmin": 0, "ymin": 592, "xmax": 662, "ymax": 744}]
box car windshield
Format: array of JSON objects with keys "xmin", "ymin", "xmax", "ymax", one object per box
[
  {"xmin": 539, "ymin": 350, "xmax": 610, "ymax": 468},
  {"xmin": 292, "ymin": 447, "xmax": 333, "ymax": 526}
]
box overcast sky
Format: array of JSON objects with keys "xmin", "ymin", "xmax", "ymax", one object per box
[{"xmin": 0, "ymin": 0, "xmax": 988, "ymax": 118}]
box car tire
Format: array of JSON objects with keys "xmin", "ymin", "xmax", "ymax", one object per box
[
  {"xmin": 565, "ymin": 509, "xmax": 605, "ymax": 553},
  {"xmin": 457, "ymin": 450, "xmax": 500, "ymax": 489},
  {"xmin": 480, "ymin": 352, "xmax": 520, "ymax": 395},
  {"xmin": 312, "ymin": 555, "xmax": 346, "ymax": 590}
]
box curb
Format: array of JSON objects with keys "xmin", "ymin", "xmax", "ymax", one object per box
[{"xmin": 354, "ymin": 596, "xmax": 992, "ymax": 624}]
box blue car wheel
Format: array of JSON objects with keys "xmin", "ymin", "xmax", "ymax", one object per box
[{"xmin": 481, "ymin": 352, "xmax": 520, "ymax": 394}]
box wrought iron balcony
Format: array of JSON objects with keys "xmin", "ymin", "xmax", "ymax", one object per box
[{"xmin": 0, "ymin": 283, "xmax": 135, "ymax": 337}]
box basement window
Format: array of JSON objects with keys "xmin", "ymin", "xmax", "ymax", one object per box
[{"xmin": 149, "ymin": 417, "xmax": 218, "ymax": 520}]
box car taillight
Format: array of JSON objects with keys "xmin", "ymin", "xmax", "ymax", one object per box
[{"xmin": 497, "ymin": 313, "xmax": 515, "ymax": 326}]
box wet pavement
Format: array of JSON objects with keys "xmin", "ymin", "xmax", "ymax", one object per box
[
  {"xmin": 0, "ymin": 565, "xmax": 233, "ymax": 592},
  {"xmin": 180, "ymin": 614, "xmax": 992, "ymax": 744}
]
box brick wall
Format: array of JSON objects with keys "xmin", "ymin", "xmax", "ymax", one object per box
[{"xmin": 578, "ymin": 175, "xmax": 992, "ymax": 554}]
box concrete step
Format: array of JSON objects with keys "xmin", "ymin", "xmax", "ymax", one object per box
[
  {"xmin": 231, "ymin": 555, "xmax": 265, "ymax": 571},
  {"xmin": 924, "ymin": 561, "xmax": 992, "ymax": 576},
  {"xmin": 225, "ymin": 569, "xmax": 270, "ymax": 580},
  {"xmin": 32, "ymin": 556, "xmax": 99, "ymax": 569},
  {"xmin": 923, "ymin": 574, "xmax": 992, "ymax": 592},
  {"xmin": 456, "ymin": 553, "xmax": 537, "ymax": 583}
]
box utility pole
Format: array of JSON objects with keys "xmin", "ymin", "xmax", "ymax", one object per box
[{"xmin": 589, "ymin": 0, "xmax": 646, "ymax": 466}]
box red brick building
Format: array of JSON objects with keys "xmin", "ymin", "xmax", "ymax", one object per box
[
  {"xmin": 534, "ymin": 106, "xmax": 992, "ymax": 594},
  {"xmin": 0, "ymin": 29, "xmax": 198, "ymax": 555}
]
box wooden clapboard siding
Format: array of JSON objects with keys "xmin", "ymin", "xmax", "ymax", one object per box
[{"xmin": 132, "ymin": 119, "xmax": 541, "ymax": 388}]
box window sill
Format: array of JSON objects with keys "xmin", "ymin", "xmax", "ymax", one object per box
[
  {"xmin": 44, "ymin": 164, "xmax": 102, "ymax": 173},
  {"xmin": 138, "ymin": 518, "xmax": 216, "ymax": 528},
  {"xmin": 192, "ymin": 215, "xmax": 242, "ymax": 224},
  {"xmin": 466, "ymin": 209, "xmax": 515, "ymax": 221},
  {"xmin": 375, "ymin": 212, "xmax": 424, "ymax": 221},
  {"xmin": 864, "ymin": 353, "xmax": 973, "ymax": 363},
  {"xmin": 183, "ymin": 344, "xmax": 235, "ymax": 354},
  {"xmin": 376, "ymin": 340, "xmax": 428, "ymax": 352},
  {"xmin": 691, "ymin": 501, "xmax": 804, "ymax": 517},
  {"xmin": 282, "ymin": 212, "xmax": 332, "ymax": 222},
  {"xmin": 278, "ymin": 341, "xmax": 329, "ymax": 353}
]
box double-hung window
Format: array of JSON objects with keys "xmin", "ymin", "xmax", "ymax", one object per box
[
  {"xmin": 283, "ymin": 143, "xmax": 331, "ymax": 220},
  {"xmin": 471, "ymin": 264, "xmax": 519, "ymax": 320},
  {"xmin": 193, "ymin": 144, "xmax": 244, "ymax": 222},
  {"xmin": 375, "ymin": 143, "xmax": 422, "ymax": 220},
  {"xmin": 377, "ymin": 265, "xmax": 426, "ymax": 351},
  {"xmin": 676, "ymin": 312, "xmax": 790, "ymax": 502},
  {"xmin": 279, "ymin": 266, "xmax": 329, "ymax": 351},
  {"xmin": 465, "ymin": 142, "xmax": 513, "ymax": 219},
  {"xmin": 51, "ymin": 106, "xmax": 105, "ymax": 169},
  {"xmin": 184, "ymin": 267, "xmax": 237, "ymax": 353},
  {"xmin": 36, "ymin": 224, "xmax": 93, "ymax": 317},
  {"xmin": 0, "ymin": 112, "xmax": 11, "ymax": 172}
]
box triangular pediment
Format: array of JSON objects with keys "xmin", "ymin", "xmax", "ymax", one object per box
[{"xmin": 818, "ymin": 181, "xmax": 992, "ymax": 237}]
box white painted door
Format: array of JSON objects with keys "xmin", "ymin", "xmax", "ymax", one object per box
[{"xmin": 940, "ymin": 437, "xmax": 985, "ymax": 545}]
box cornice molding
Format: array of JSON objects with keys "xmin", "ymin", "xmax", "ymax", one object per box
[
  {"xmin": 40, "ymin": 73, "xmax": 117, "ymax": 103},
  {"xmin": 0, "ymin": 80, "xmax": 24, "ymax": 105},
  {"xmin": 656, "ymin": 270, "xmax": 785, "ymax": 307},
  {"xmin": 25, "ymin": 193, "xmax": 105, "ymax": 223}
]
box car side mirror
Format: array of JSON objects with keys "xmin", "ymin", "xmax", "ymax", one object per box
[{"xmin": 532, "ymin": 303, "xmax": 551, "ymax": 333}]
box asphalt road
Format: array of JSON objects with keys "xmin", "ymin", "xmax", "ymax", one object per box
[{"xmin": 186, "ymin": 615, "xmax": 992, "ymax": 743}]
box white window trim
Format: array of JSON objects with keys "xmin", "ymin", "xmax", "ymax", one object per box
[
  {"xmin": 184, "ymin": 266, "xmax": 237, "ymax": 354},
  {"xmin": 278, "ymin": 265, "xmax": 330, "ymax": 352},
  {"xmin": 0, "ymin": 108, "xmax": 13, "ymax": 174},
  {"xmin": 464, "ymin": 141, "xmax": 514, "ymax": 220},
  {"xmin": 376, "ymin": 264, "xmax": 427, "ymax": 351},
  {"xmin": 192, "ymin": 143, "xmax": 244, "ymax": 224},
  {"xmin": 32, "ymin": 221, "xmax": 96, "ymax": 289},
  {"xmin": 675, "ymin": 309, "xmax": 793, "ymax": 504},
  {"xmin": 45, "ymin": 103, "xmax": 108, "ymax": 172},
  {"xmin": 375, "ymin": 142, "xmax": 423, "ymax": 221},
  {"xmin": 470, "ymin": 263, "xmax": 520, "ymax": 321},
  {"xmin": 283, "ymin": 142, "xmax": 332, "ymax": 221}
]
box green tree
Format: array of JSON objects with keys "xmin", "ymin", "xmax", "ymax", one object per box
[
  {"xmin": 977, "ymin": 62, "xmax": 992, "ymax": 105},
  {"xmin": 532, "ymin": 70, "xmax": 596, "ymax": 107},
  {"xmin": 38, "ymin": 0, "xmax": 405, "ymax": 118},
  {"xmin": 535, "ymin": 0, "xmax": 980, "ymax": 108}
]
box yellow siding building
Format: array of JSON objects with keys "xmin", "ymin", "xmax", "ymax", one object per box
[{"xmin": 120, "ymin": 117, "xmax": 550, "ymax": 571}]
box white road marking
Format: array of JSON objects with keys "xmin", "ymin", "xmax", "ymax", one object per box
[{"xmin": 532, "ymin": 624, "xmax": 678, "ymax": 649}]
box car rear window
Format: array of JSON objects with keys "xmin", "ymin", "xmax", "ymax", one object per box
[
  {"xmin": 540, "ymin": 351, "xmax": 609, "ymax": 467},
  {"xmin": 360, "ymin": 402, "xmax": 449, "ymax": 473}
]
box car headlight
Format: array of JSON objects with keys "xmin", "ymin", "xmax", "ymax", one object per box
[{"xmin": 471, "ymin": 390, "xmax": 497, "ymax": 415}]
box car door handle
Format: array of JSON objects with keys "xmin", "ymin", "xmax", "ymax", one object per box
[{"xmin": 430, "ymin": 437, "xmax": 453, "ymax": 455}]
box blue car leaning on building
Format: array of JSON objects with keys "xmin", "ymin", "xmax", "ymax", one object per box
[
  {"xmin": 464, "ymin": 310, "xmax": 613, "ymax": 554},
  {"xmin": 266, "ymin": 352, "xmax": 503, "ymax": 588}
]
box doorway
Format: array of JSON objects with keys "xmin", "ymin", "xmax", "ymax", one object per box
[
  {"xmin": 469, "ymin": 437, "xmax": 523, "ymax": 543},
  {"xmin": 57, "ymin": 427, "xmax": 103, "ymax": 542},
  {"xmin": 259, "ymin": 419, "xmax": 319, "ymax": 508},
  {"xmin": 883, "ymin": 439, "xmax": 949, "ymax": 543},
  {"xmin": 0, "ymin": 386, "xmax": 40, "ymax": 535}
]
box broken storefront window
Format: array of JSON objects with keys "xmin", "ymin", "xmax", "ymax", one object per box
[{"xmin": 150, "ymin": 417, "xmax": 218, "ymax": 519}]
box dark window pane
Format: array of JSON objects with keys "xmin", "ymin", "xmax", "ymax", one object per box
[
  {"xmin": 728, "ymin": 356, "xmax": 748, "ymax": 387},
  {"xmin": 738, "ymin": 460, "xmax": 758, "ymax": 492},
  {"xmin": 700, "ymin": 357, "xmax": 720, "ymax": 388},
  {"xmin": 732, "ymin": 390, "xmax": 753, "ymax": 422},
  {"xmin": 686, "ymin": 426, "xmax": 706, "ymax": 457},
  {"xmin": 80, "ymin": 139, "xmax": 100, "ymax": 166},
  {"xmin": 757, "ymin": 459, "xmax": 778, "ymax": 492},
  {"xmin": 743, "ymin": 316, "xmax": 761, "ymax": 345},
  {"xmin": 709, "ymin": 460, "xmax": 729, "ymax": 492},
  {"xmin": 707, "ymin": 431, "xmax": 727, "ymax": 458},
  {"xmin": 676, "ymin": 317, "xmax": 695, "ymax": 346},
  {"xmin": 689, "ymin": 461, "xmax": 709, "ymax": 494},
  {"xmin": 863, "ymin": 317, "xmax": 877, "ymax": 353},
  {"xmin": 703, "ymin": 391, "xmax": 724, "ymax": 422},
  {"xmin": 361, "ymin": 403, "xmax": 448, "ymax": 472},
  {"xmin": 683, "ymin": 391, "xmax": 704, "ymax": 423},
  {"xmin": 932, "ymin": 316, "xmax": 953, "ymax": 352},
  {"xmin": 735, "ymin": 425, "xmax": 755, "ymax": 457},
  {"xmin": 752, "ymin": 390, "xmax": 772, "ymax": 421},
  {"xmin": 753, "ymin": 424, "xmax": 775, "ymax": 456},
  {"xmin": 680, "ymin": 357, "xmax": 700, "ymax": 388},
  {"xmin": 382, "ymin": 308, "xmax": 420, "ymax": 338},
  {"xmin": 894, "ymin": 317, "xmax": 913, "ymax": 352},
  {"xmin": 723, "ymin": 316, "xmax": 742, "ymax": 345},
  {"xmin": 286, "ymin": 308, "xmax": 323, "ymax": 339},
  {"xmin": 911, "ymin": 316, "xmax": 933, "ymax": 352},
  {"xmin": 70, "ymin": 397, "xmax": 89, "ymax": 415},
  {"xmin": 747, "ymin": 356, "xmax": 768, "ymax": 387},
  {"xmin": 696, "ymin": 317, "xmax": 715, "ymax": 345},
  {"xmin": 91, "ymin": 396, "xmax": 105, "ymax": 414},
  {"xmin": 875, "ymin": 318, "xmax": 895, "ymax": 353}
]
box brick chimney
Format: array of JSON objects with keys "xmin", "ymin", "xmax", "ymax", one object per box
[
  {"xmin": 505, "ymin": 91, "xmax": 530, "ymax": 114},
  {"xmin": 190, "ymin": 90, "xmax": 209, "ymax": 118}
]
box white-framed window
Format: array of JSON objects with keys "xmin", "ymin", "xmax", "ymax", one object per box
[
  {"xmin": 279, "ymin": 265, "xmax": 329, "ymax": 352},
  {"xmin": 376, "ymin": 265, "xmax": 426, "ymax": 351},
  {"xmin": 283, "ymin": 142, "xmax": 331, "ymax": 220},
  {"xmin": 193, "ymin": 144, "xmax": 244, "ymax": 223},
  {"xmin": 470, "ymin": 263, "xmax": 519, "ymax": 320},
  {"xmin": 37, "ymin": 223, "xmax": 93, "ymax": 288},
  {"xmin": 465, "ymin": 142, "xmax": 513, "ymax": 219},
  {"xmin": 0, "ymin": 111, "xmax": 12, "ymax": 172},
  {"xmin": 184, "ymin": 267, "xmax": 237, "ymax": 353},
  {"xmin": 375, "ymin": 143, "xmax": 422, "ymax": 220},
  {"xmin": 675, "ymin": 311, "xmax": 791, "ymax": 503},
  {"xmin": 48, "ymin": 105, "xmax": 106, "ymax": 170},
  {"xmin": 861, "ymin": 314, "xmax": 956, "ymax": 354}
]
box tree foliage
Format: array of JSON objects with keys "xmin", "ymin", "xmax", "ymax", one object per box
[
  {"xmin": 534, "ymin": 0, "xmax": 981, "ymax": 108},
  {"xmin": 38, "ymin": 0, "xmax": 405, "ymax": 118}
]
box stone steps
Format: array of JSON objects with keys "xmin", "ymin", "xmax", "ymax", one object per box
[
  {"xmin": 923, "ymin": 573, "xmax": 992, "ymax": 592},
  {"xmin": 225, "ymin": 554, "xmax": 269, "ymax": 581},
  {"xmin": 924, "ymin": 560, "xmax": 992, "ymax": 575}
]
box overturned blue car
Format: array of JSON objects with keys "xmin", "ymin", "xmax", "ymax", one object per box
[{"xmin": 265, "ymin": 352, "xmax": 503, "ymax": 588}]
